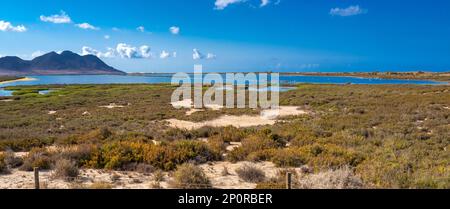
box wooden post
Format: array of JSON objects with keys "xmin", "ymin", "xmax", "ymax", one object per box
[
  {"xmin": 34, "ymin": 167, "xmax": 40, "ymax": 189},
  {"xmin": 286, "ymin": 172, "xmax": 292, "ymax": 189}
]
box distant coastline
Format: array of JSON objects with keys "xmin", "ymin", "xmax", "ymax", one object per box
[
  {"xmin": 128, "ymin": 71, "xmax": 450, "ymax": 84},
  {"xmin": 280, "ymin": 71, "xmax": 450, "ymax": 83}
]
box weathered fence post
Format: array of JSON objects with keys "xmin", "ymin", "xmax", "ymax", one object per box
[
  {"xmin": 286, "ymin": 172, "xmax": 292, "ymax": 189},
  {"xmin": 34, "ymin": 167, "xmax": 40, "ymax": 189}
]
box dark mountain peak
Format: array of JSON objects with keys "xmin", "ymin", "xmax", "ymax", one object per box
[
  {"xmin": 0, "ymin": 50, "xmax": 126, "ymax": 75},
  {"xmin": 60, "ymin": 50, "xmax": 73, "ymax": 54},
  {"xmin": 0, "ymin": 56, "xmax": 25, "ymax": 62},
  {"xmin": 60, "ymin": 50, "xmax": 78, "ymax": 56},
  {"xmin": 0, "ymin": 56, "xmax": 29, "ymax": 71}
]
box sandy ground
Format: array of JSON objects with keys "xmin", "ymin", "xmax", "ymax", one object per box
[
  {"xmin": 0, "ymin": 77, "xmax": 37, "ymax": 85},
  {"xmin": 0, "ymin": 161, "xmax": 282, "ymax": 189},
  {"xmin": 99, "ymin": 103, "xmax": 126, "ymax": 109},
  {"xmin": 171, "ymin": 99, "xmax": 224, "ymax": 115},
  {"xmin": 166, "ymin": 106, "xmax": 308, "ymax": 130}
]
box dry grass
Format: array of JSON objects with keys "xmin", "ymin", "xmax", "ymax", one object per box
[
  {"xmin": 53, "ymin": 158, "xmax": 79, "ymax": 180},
  {"xmin": 236, "ymin": 164, "xmax": 266, "ymax": 183},
  {"xmin": 170, "ymin": 163, "xmax": 212, "ymax": 189},
  {"xmin": 298, "ymin": 167, "xmax": 363, "ymax": 189}
]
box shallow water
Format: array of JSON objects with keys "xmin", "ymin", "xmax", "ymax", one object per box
[{"xmin": 0, "ymin": 74, "xmax": 445, "ymax": 97}]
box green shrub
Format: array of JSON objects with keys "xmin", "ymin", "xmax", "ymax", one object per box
[
  {"xmin": 58, "ymin": 144, "xmax": 97, "ymax": 167},
  {"xmin": 2, "ymin": 151, "xmax": 23, "ymax": 168},
  {"xmin": 0, "ymin": 154, "xmax": 9, "ymax": 174},
  {"xmin": 85, "ymin": 140, "xmax": 220, "ymax": 171},
  {"xmin": 20, "ymin": 148, "xmax": 53, "ymax": 171},
  {"xmin": 271, "ymin": 148, "xmax": 307, "ymax": 167},
  {"xmin": 227, "ymin": 135, "xmax": 279, "ymax": 162},
  {"xmin": 171, "ymin": 163, "xmax": 212, "ymax": 189},
  {"xmin": 269, "ymin": 144, "xmax": 364, "ymax": 170}
]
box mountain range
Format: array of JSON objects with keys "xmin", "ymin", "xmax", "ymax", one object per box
[{"xmin": 0, "ymin": 51, "xmax": 125, "ymax": 75}]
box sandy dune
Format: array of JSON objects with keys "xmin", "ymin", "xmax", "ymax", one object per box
[{"xmin": 166, "ymin": 106, "xmax": 308, "ymax": 130}]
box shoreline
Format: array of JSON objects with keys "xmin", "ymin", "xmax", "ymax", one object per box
[
  {"xmin": 280, "ymin": 72, "xmax": 450, "ymax": 84},
  {"xmin": 0, "ymin": 77, "xmax": 36, "ymax": 85}
]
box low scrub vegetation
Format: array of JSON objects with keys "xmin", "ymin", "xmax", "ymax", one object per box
[
  {"xmin": 298, "ymin": 167, "xmax": 363, "ymax": 189},
  {"xmin": 236, "ymin": 164, "xmax": 266, "ymax": 183},
  {"xmin": 53, "ymin": 159, "xmax": 79, "ymax": 180},
  {"xmin": 170, "ymin": 163, "xmax": 212, "ymax": 189},
  {"xmin": 86, "ymin": 140, "xmax": 220, "ymax": 171},
  {"xmin": 0, "ymin": 153, "xmax": 9, "ymax": 174},
  {"xmin": 19, "ymin": 148, "xmax": 53, "ymax": 171},
  {"xmin": 0, "ymin": 83, "xmax": 448, "ymax": 188}
]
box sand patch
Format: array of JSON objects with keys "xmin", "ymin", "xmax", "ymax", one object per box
[
  {"xmin": 166, "ymin": 106, "xmax": 308, "ymax": 130},
  {"xmin": 1, "ymin": 161, "xmax": 283, "ymax": 189},
  {"xmin": 171, "ymin": 99, "xmax": 193, "ymax": 109},
  {"xmin": 0, "ymin": 99, "xmax": 14, "ymax": 102},
  {"xmin": 172, "ymin": 99, "xmax": 224, "ymax": 115},
  {"xmin": 48, "ymin": 111, "xmax": 57, "ymax": 115},
  {"xmin": 186, "ymin": 109, "xmax": 204, "ymax": 116},
  {"xmin": 99, "ymin": 103, "xmax": 125, "ymax": 109},
  {"xmin": 0, "ymin": 169, "xmax": 156, "ymax": 189},
  {"xmin": 225, "ymin": 142, "xmax": 242, "ymax": 152},
  {"xmin": 199, "ymin": 161, "xmax": 279, "ymax": 189},
  {"xmin": 0, "ymin": 77, "xmax": 36, "ymax": 85}
]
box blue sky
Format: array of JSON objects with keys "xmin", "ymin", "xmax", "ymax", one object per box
[{"xmin": 0, "ymin": 0, "xmax": 449, "ymax": 73}]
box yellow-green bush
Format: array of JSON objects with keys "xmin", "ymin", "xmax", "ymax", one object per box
[
  {"xmin": 271, "ymin": 148, "xmax": 307, "ymax": 167},
  {"xmin": 227, "ymin": 135, "xmax": 279, "ymax": 162},
  {"xmin": 0, "ymin": 153, "xmax": 8, "ymax": 174},
  {"xmin": 85, "ymin": 140, "xmax": 220, "ymax": 171},
  {"xmin": 20, "ymin": 147, "xmax": 53, "ymax": 171}
]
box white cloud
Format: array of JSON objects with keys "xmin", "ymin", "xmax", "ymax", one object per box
[
  {"xmin": 104, "ymin": 35, "xmax": 110, "ymax": 39},
  {"xmin": 0, "ymin": 20, "xmax": 27, "ymax": 32},
  {"xmin": 136, "ymin": 26, "xmax": 145, "ymax": 32},
  {"xmin": 193, "ymin": 49, "xmax": 216, "ymax": 60},
  {"xmin": 117, "ymin": 43, "xmax": 152, "ymax": 59},
  {"xmin": 206, "ymin": 53, "xmax": 217, "ymax": 59},
  {"xmin": 260, "ymin": 0, "xmax": 270, "ymax": 7},
  {"xmin": 193, "ymin": 49, "xmax": 204, "ymax": 60},
  {"xmin": 76, "ymin": 22, "xmax": 99, "ymax": 30},
  {"xmin": 31, "ymin": 51, "xmax": 44, "ymax": 58},
  {"xmin": 330, "ymin": 5, "xmax": 367, "ymax": 17},
  {"xmin": 214, "ymin": 0, "xmax": 245, "ymax": 10},
  {"xmin": 215, "ymin": 0, "xmax": 275, "ymax": 10},
  {"xmin": 117, "ymin": 43, "xmax": 139, "ymax": 58},
  {"xmin": 40, "ymin": 11, "xmax": 72, "ymax": 24},
  {"xmin": 169, "ymin": 26, "xmax": 180, "ymax": 35},
  {"xmin": 172, "ymin": 52, "xmax": 177, "ymax": 58},
  {"xmin": 81, "ymin": 46, "xmax": 115, "ymax": 58},
  {"xmin": 160, "ymin": 50, "xmax": 171, "ymax": 59},
  {"xmin": 112, "ymin": 27, "xmax": 120, "ymax": 31},
  {"xmin": 82, "ymin": 44, "xmax": 152, "ymax": 59},
  {"xmin": 139, "ymin": 45, "xmax": 152, "ymax": 58}
]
